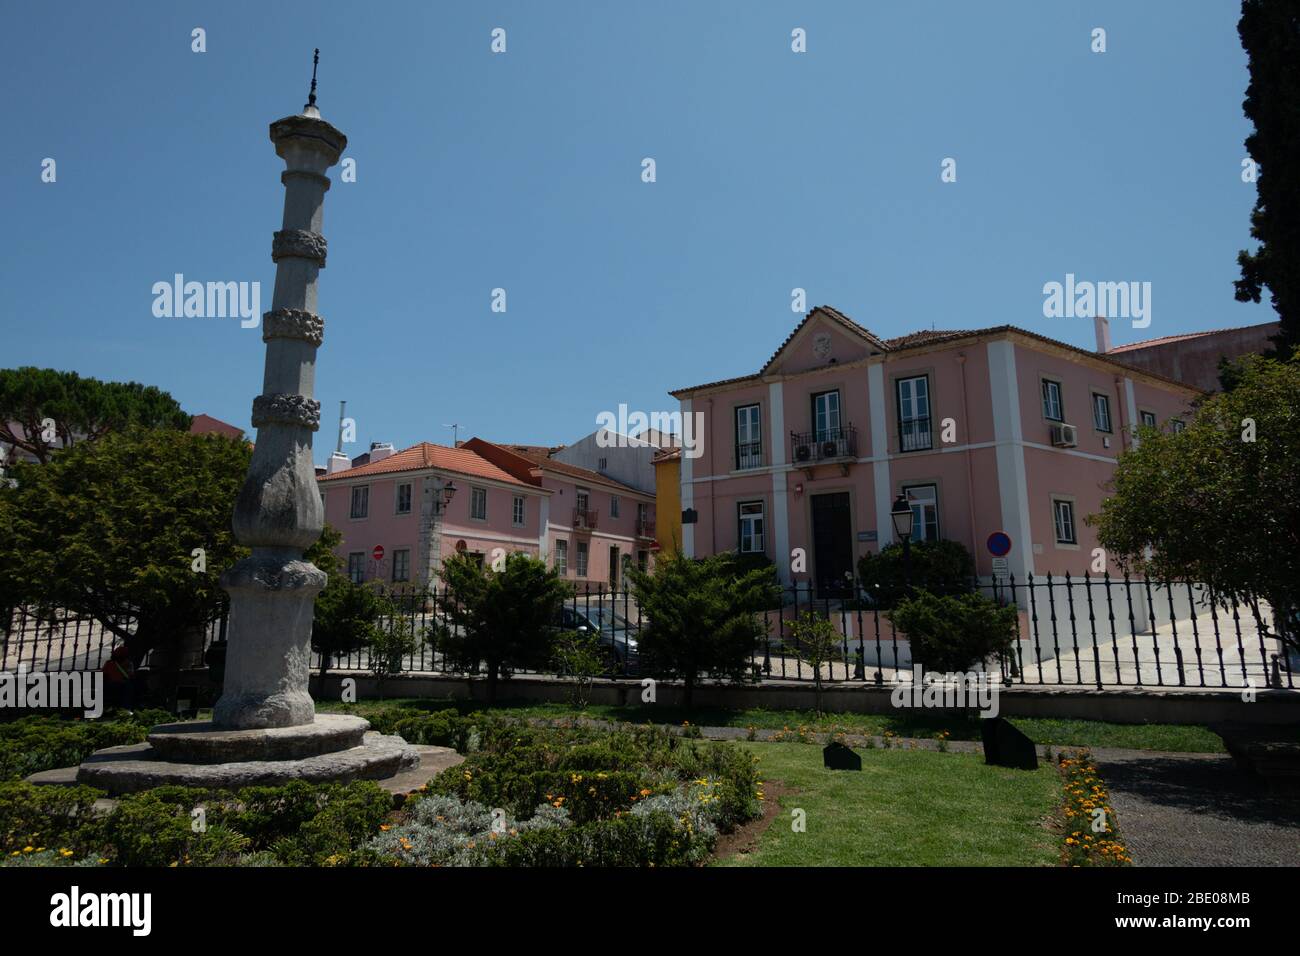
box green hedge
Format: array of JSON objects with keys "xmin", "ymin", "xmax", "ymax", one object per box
[{"xmin": 0, "ymin": 711, "xmax": 172, "ymax": 782}]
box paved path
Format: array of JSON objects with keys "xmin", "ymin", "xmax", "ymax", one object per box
[{"xmin": 1088, "ymin": 749, "xmax": 1300, "ymax": 867}]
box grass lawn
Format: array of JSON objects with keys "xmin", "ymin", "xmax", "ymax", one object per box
[
  {"xmin": 716, "ymin": 742, "xmax": 1061, "ymax": 867},
  {"xmin": 317, "ymin": 696, "xmax": 1226, "ymax": 753}
]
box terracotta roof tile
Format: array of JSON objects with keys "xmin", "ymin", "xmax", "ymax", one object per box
[{"xmin": 317, "ymin": 441, "xmax": 532, "ymax": 486}]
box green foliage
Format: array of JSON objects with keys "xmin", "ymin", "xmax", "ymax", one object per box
[
  {"xmin": 384, "ymin": 710, "xmax": 475, "ymax": 753},
  {"xmin": 1234, "ymin": 1, "xmax": 1300, "ymax": 355},
  {"xmin": 437, "ymin": 552, "xmax": 572, "ymax": 701},
  {"xmin": 1090, "ymin": 354, "xmax": 1300, "ymax": 651},
  {"xmin": 552, "ymin": 629, "xmax": 605, "ymax": 708},
  {"xmin": 783, "ymin": 611, "xmax": 842, "ymax": 714},
  {"xmin": 308, "ymin": 526, "xmax": 389, "ymax": 678},
  {"xmin": 105, "ymin": 789, "xmax": 250, "ymax": 867},
  {"xmin": 2, "ymin": 778, "xmax": 393, "ymax": 867},
  {"xmin": 856, "ymin": 539, "xmax": 975, "ymax": 607},
  {"xmin": 627, "ymin": 551, "xmax": 776, "ymax": 707},
  {"xmin": 0, "ymin": 713, "xmax": 167, "ymax": 782},
  {"xmin": 0, "ymin": 427, "xmax": 250, "ymax": 661},
  {"xmin": 0, "ymin": 782, "xmax": 104, "ymax": 855},
  {"xmin": 891, "ymin": 590, "xmax": 1018, "ymax": 672},
  {"xmin": 0, "ymin": 367, "xmax": 191, "ymax": 464}
]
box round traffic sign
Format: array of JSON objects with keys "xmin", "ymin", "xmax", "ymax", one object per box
[
  {"xmin": 371, "ymin": 544, "xmax": 385, "ymax": 562},
  {"xmin": 987, "ymin": 532, "xmax": 1012, "ymax": 557}
]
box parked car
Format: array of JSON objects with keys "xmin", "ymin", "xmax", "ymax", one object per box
[{"xmin": 557, "ymin": 605, "xmax": 640, "ymax": 676}]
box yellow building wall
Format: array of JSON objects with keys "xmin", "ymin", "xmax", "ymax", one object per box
[{"xmin": 653, "ymin": 457, "xmax": 681, "ymax": 557}]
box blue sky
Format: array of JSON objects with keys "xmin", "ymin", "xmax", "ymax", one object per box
[{"xmin": 0, "ymin": 1, "xmax": 1273, "ymax": 462}]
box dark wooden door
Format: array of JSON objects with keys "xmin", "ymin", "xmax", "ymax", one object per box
[{"xmin": 811, "ymin": 492, "xmax": 853, "ymax": 597}]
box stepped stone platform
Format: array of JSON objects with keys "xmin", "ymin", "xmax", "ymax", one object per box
[{"xmin": 30, "ymin": 714, "xmax": 422, "ymax": 796}]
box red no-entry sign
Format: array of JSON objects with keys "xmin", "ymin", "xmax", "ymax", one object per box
[{"xmin": 371, "ymin": 545, "xmax": 385, "ymax": 562}]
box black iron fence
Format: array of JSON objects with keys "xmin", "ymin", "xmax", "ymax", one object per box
[
  {"xmin": 4, "ymin": 573, "xmax": 1294, "ymax": 692},
  {"xmin": 0, "ymin": 604, "xmax": 227, "ymax": 675}
]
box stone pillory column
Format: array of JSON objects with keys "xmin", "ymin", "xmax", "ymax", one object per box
[{"xmin": 213, "ymin": 65, "xmax": 348, "ymax": 730}]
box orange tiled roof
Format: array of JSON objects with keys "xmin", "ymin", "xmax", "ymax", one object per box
[
  {"xmin": 317, "ymin": 441, "xmax": 532, "ymax": 486},
  {"xmin": 497, "ymin": 443, "xmax": 651, "ymax": 495}
]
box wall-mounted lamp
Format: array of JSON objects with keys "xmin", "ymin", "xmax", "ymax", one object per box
[{"xmin": 433, "ymin": 477, "xmax": 458, "ymax": 515}]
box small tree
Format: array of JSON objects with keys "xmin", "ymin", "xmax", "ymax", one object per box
[
  {"xmin": 0, "ymin": 367, "xmax": 191, "ymax": 463},
  {"xmin": 1091, "ymin": 353, "xmax": 1300, "ymax": 659},
  {"xmin": 0, "ymin": 427, "xmax": 249, "ymax": 674},
  {"xmin": 784, "ymin": 611, "xmax": 842, "ymax": 714},
  {"xmin": 891, "ymin": 591, "xmax": 1017, "ymax": 673},
  {"xmin": 437, "ymin": 552, "xmax": 571, "ymax": 703},
  {"xmin": 627, "ymin": 551, "xmax": 776, "ymax": 710},
  {"xmin": 308, "ymin": 525, "xmax": 388, "ymax": 682},
  {"xmin": 368, "ymin": 589, "xmax": 423, "ymax": 699},
  {"xmin": 552, "ymin": 629, "xmax": 604, "ymax": 710}
]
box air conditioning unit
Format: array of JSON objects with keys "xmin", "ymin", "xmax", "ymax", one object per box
[
  {"xmin": 821, "ymin": 440, "xmax": 838, "ymax": 458},
  {"xmin": 794, "ymin": 442, "xmax": 813, "ymax": 463},
  {"xmin": 1050, "ymin": 423, "xmax": 1078, "ymax": 448}
]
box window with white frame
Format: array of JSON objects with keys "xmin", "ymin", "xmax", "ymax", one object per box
[
  {"xmin": 1139, "ymin": 410, "xmax": 1157, "ymax": 429},
  {"xmin": 1170, "ymin": 419, "xmax": 1186, "ymax": 434},
  {"xmin": 812, "ymin": 390, "xmax": 841, "ymax": 442},
  {"xmin": 470, "ymin": 486, "xmax": 487, "ymax": 520},
  {"xmin": 1041, "ymin": 379, "xmax": 1064, "ymax": 422},
  {"xmin": 395, "ymin": 482, "xmax": 412, "ymax": 515},
  {"xmin": 903, "ymin": 484, "xmax": 940, "ymax": 543},
  {"xmin": 575, "ymin": 541, "xmax": 589, "ymax": 577},
  {"xmin": 347, "ymin": 552, "xmax": 365, "ymax": 584},
  {"xmin": 1092, "ymin": 393, "xmax": 1112, "ymax": 433},
  {"xmin": 554, "ymin": 539, "xmax": 568, "ymax": 575},
  {"xmin": 349, "ymin": 485, "xmax": 369, "ymax": 519},
  {"xmin": 512, "ymin": 495, "xmax": 525, "ymax": 526},
  {"xmin": 1052, "ymin": 498, "xmax": 1077, "ymax": 545},
  {"xmin": 735, "ymin": 404, "xmax": 762, "ymax": 469},
  {"xmin": 392, "ymin": 548, "xmax": 410, "ymax": 583},
  {"xmin": 897, "ymin": 375, "xmax": 932, "ymax": 451},
  {"xmin": 610, "ymin": 495, "xmax": 620, "ymax": 518},
  {"xmin": 738, "ymin": 500, "xmax": 766, "ymax": 554}
]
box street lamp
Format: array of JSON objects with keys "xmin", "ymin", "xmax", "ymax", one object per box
[
  {"xmin": 434, "ymin": 478, "xmax": 458, "ymax": 515},
  {"xmin": 890, "ymin": 494, "xmax": 914, "ymax": 591}
]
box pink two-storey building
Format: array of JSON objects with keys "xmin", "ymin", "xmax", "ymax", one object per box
[
  {"xmin": 671, "ymin": 306, "xmax": 1202, "ymax": 595},
  {"xmin": 318, "ymin": 438, "xmax": 656, "ymax": 591}
]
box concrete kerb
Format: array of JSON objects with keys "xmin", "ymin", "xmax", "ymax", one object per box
[{"xmin": 305, "ymin": 671, "xmax": 1300, "ymax": 726}]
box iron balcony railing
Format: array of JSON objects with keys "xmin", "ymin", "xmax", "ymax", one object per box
[
  {"xmin": 635, "ymin": 516, "xmax": 656, "ymax": 538},
  {"xmin": 898, "ymin": 416, "xmax": 933, "ymax": 452},
  {"xmin": 790, "ymin": 425, "xmax": 858, "ymax": 465},
  {"xmin": 735, "ymin": 441, "xmax": 764, "ymax": 470},
  {"xmin": 572, "ymin": 508, "xmax": 598, "ymax": 531}
]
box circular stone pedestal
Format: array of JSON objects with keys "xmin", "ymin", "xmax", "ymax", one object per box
[
  {"xmin": 73, "ymin": 715, "xmax": 421, "ymax": 796},
  {"xmin": 147, "ymin": 714, "xmax": 370, "ymax": 764}
]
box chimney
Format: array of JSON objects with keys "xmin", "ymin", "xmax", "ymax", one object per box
[
  {"xmin": 326, "ymin": 451, "xmax": 351, "ymax": 474},
  {"xmin": 368, "ymin": 441, "xmax": 395, "ymax": 463},
  {"xmin": 1093, "ymin": 314, "xmax": 1112, "ymax": 353}
]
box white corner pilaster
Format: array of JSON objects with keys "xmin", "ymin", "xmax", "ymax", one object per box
[
  {"xmin": 768, "ymin": 381, "xmax": 789, "ymax": 583},
  {"xmin": 986, "ymin": 340, "xmax": 1035, "ymax": 579},
  {"xmin": 867, "ymin": 362, "xmax": 893, "ymax": 546}
]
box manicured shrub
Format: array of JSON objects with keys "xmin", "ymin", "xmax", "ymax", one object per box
[
  {"xmin": 0, "ymin": 781, "xmax": 103, "ymax": 855},
  {"xmin": 0, "ymin": 713, "xmax": 169, "ymax": 782},
  {"xmin": 857, "ymin": 539, "xmax": 975, "ymax": 607},
  {"xmin": 270, "ymin": 780, "xmax": 392, "ymax": 866},
  {"xmin": 890, "ymin": 590, "xmax": 1017, "ymax": 672},
  {"xmin": 106, "ymin": 789, "xmax": 249, "ymax": 867}
]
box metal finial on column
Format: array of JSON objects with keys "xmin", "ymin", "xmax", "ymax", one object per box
[{"xmin": 306, "ymin": 48, "xmax": 320, "ymax": 110}]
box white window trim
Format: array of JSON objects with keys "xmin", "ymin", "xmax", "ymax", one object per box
[
  {"xmin": 394, "ymin": 481, "xmax": 413, "ymax": 516},
  {"xmin": 349, "ymin": 484, "xmax": 370, "ymax": 521},
  {"xmin": 1051, "ymin": 495, "xmax": 1079, "ymax": 549},
  {"xmin": 470, "ymin": 485, "xmax": 488, "ymax": 522},
  {"xmin": 1091, "ymin": 391, "xmax": 1112, "ymax": 433},
  {"xmin": 738, "ymin": 499, "xmax": 766, "ymax": 554},
  {"xmin": 1041, "ymin": 379, "xmax": 1064, "ymax": 423},
  {"xmin": 901, "ymin": 482, "xmax": 940, "ymax": 543},
  {"xmin": 512, "ymin": 494, "xmax": 525, "ymax": 527}
]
